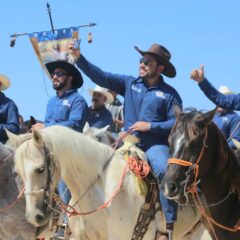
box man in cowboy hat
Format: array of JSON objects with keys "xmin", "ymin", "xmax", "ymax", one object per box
[
  {"xmin": 191, "ymin": 65, "xmax": 240, "ymax": 110},
  {"xmin": 87, "ymin": 85, "xmax": 113, "ymax": 128},
  {"xmin": 0, "ymin": 74, "xmax": 20, "ymax": 143},
  {"xmin": 212, "ymin": 86, "xmax": 240, "ymax": 149},
  {"xmin": 69, "ymin": 43, "xmax": 182, "ymax": 239},
  {"xmin": 106, "ymin": 89, "xmax": 124, "ymax": 137},
  {"xmin": 32, "ymin": 60, "xmax": 88, "ymax": 239}
]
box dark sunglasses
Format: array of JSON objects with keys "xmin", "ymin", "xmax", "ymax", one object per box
[
  {"xmin": 139, "ymin": 57, "xmax": 153, "ymax": 66},
  {"xmin": 51, "ymin": 71, "xmax": 68, "ymax": 78}
]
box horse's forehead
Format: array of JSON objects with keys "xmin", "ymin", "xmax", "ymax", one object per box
[{"xmin": 17, "ymin": 141, "xmax": 45, "ymax": 165}]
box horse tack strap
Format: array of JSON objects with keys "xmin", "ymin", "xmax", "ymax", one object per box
[
  {"xmin": 168, "ymin": 158, "xmax": 193, "ymax": 167},
  {"xmin": 131, "ymin": 172, "xmax": 159, "ymax": 240}
]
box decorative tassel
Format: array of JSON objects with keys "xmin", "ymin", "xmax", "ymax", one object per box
[{"xmin": 88, "ymin": 32, "xmax": 92, "ymax": 43}]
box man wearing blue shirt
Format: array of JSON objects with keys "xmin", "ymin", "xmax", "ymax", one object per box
[
  {"xmin": 191, "ymin": 65, "xmax": 240, "ymax": 111},
  {"xmin": 69, "ymin": 43, "xmax": 182, "ymax": 240},
  {"xmin": 87, "ymin": 85, "xmax": 113, "ymax": 128},
  {"xmin": 0, "ymin": 75, "xmax": 19, "ymax": 143},
  {"xmin": 212, "ymin": 86, "xmax": 240, "ymax": 150},
  {"xmin": 33, "ymin": 60, "xmax": 88, "ymax": 238}
]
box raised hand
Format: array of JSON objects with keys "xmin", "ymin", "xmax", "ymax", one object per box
[
  {"xmin": 190, "ymin": 64, "xmax": 205, "ymax": 83},
  {"xmin": 68, "ymin": 40, "xmax": 81, "ymax": 61}
]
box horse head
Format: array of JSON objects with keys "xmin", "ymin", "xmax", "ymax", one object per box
[
  {"xmin": 161, "ymin": 107, "xmax": 220, "ymax": 201},
  {"xmin": 20, "ymin": 116, "xmax": 43, "ymax": 134},
  {"xmin": 6, "ymin": 129, "xmax": 59, "ymax": 227},
  {"xmin": 83, "ymin": 122, "xmax": 116, "ymax": 145}
]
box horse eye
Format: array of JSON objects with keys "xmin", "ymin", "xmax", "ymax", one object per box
[{"xmin": 36, "ymin": 167, "xmax": 45, "ymax": 174}]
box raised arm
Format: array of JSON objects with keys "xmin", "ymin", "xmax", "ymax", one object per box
[{"xmin": 190, "ymin": 65, "xmax": 240, "ymax": 110}]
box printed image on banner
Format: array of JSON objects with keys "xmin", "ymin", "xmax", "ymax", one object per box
[{"xmin": 29, "ymin": 27, "xmax": 79, "ymax": 75}]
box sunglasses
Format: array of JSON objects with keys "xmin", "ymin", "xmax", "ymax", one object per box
[
  {"xmin": 139, "ymin": 57, "xmax": 153, "ymax": 66},
  {"xmin": 51, "ymin": 71, "xmax": 68, "ymax": 78}
]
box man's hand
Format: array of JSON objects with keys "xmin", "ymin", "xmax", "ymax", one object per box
[
  {"xmin": 68, "ymin": 41, "xmax": 81, "ymax": 61},
  {"xmin": 129, "ymin": 121, "xmax": 151, "ymax": 132},
  {"xmin": 31, "ymin": 122, "xmax": 45, "ymax": 130},
  {"xmin": 190, "ymin": 64, "xmax": 205, "ymax": 83}
]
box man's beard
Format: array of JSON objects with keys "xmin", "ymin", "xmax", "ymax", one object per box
[{"xmin": 53, "ymin": 80, "xmax": 66, "ymax": 90}]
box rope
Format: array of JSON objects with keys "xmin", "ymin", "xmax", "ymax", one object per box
[
  {"xmin": 0, "ymin": 188, "xmax": 25, "ymax": 213},
  {"xmin": 52, "ymin": 154, "xmax": 150, "ymax": 217}
]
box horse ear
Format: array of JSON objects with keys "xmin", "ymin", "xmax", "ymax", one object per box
[
  {"xmin": 30, "ymin": 116, "xmax": 37, "ymax": 125},
  {"xmin": 5, "ymin": 129, "xmax": 20, "ymax": 149},
  {"xmin": 95, "ymin": 125, "xmax": 110, "ymax": 137},
  {"xmin": 32, "ymin": 129, "xmax": 44, "ymax": 147},
  {"xmin": 83, "ymin": 122, "xmax": 90, "ymax": 134},
  {"xmin": 174, "ymin": 104, "xmax": 183, "ymax": 118},
  {"xmin": 194, "ymin": 108, "xmax": 217, "ymax": 126}
]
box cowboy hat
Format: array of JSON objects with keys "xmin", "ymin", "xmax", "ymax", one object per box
[
  {"xmin": 218, "ymin": 86, "xmax": 235, "ymax": 95},
  {"xmin": 0, "ymin": 75, "xmax": 11, "ymax": 90},
  {"xmin": 45, "ymin": 60, "xmax": 83, "ymax": 89},
  {"xmin": 134, "ymin": 44, "xmax": 176, "ymax": 78},
  {"xmin": 88, "ymin": 85, "xmax": 114, "ymax": 104}
]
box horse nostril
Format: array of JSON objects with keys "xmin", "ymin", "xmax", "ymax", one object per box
[
  {"xmin": 35, "ymin": 213, "xmax": 44, "ymax": 223},
  {"xmin": 169, "ymin": 181, "xmax": 178, "ymax": 194}
]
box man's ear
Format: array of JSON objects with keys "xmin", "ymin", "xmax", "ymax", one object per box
[{"xmin": 158, "ymin": 65, "xmax": 165, "ymax": 74}]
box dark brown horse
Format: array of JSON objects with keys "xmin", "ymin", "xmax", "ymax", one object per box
[{"xmin": 161, "ymin": 108, "xmax": 240, "ymax": 240}]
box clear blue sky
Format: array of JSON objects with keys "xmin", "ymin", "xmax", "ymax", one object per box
[{"xmin": 1, "ymin": 0, "xmax": 240, "ymax": 121}]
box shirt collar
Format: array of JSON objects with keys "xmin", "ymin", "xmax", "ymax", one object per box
[{"xmin": 57, "ymin": 89, "xmax": 77, "ymax": 98}]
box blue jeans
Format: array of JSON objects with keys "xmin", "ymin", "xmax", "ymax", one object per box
[
  {"xmin": 145, "ymin": 145, "xmax": 178, "ymax": 223},
  {"xmin": 57, "ymin": 179, "xmax": 71, "ymax": 223}
]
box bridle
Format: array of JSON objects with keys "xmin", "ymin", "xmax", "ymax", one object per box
[
  {"xmin": 168, "ymin": 127, "xmax": 208, "ymax": 195},
  {"xmin": 167, "ymin": 126, "xmax": 240, "ymax": 234},
  {"xmin": 24, "ymin": 143, "xmax": 56, "ymax": 215}
]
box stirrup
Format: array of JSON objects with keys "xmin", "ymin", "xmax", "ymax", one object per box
[{"xmin": 166, "ymin": 223, "xmax": 174, "ymax": 240}]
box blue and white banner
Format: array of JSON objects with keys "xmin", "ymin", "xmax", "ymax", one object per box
[{"xmin": 29, "ymin": 27, "xmax": 79, "ymax": 72}]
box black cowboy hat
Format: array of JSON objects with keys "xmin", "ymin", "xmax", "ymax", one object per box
[
  {"xmin": 135, "ymin": 44, "xmax": 176, "ymax": 78},
  {"xmin": 45, "ymin": 60, "xmax": 83, "ymax": 89}
]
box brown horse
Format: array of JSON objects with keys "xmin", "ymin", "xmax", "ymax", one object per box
[{"xmin": 161, "ymin": 108, "xmax": 240, "ymax": 240}]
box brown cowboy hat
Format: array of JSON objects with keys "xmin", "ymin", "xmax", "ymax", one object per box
[
  {"xmin": 135, "ymin": 44, "xmax": 176, "ymax": 78},
  {"xmin": 45, "ymin": 60, "xmax": 83, "ymax": 89}
]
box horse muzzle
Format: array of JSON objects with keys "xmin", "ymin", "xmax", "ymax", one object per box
[{"xmin": 25, "ymin": 208, "xmax": 49, "ymax": 227}]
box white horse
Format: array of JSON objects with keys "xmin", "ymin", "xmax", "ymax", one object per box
[{"xmin": 7, "ymin": 125, "xmax": 209, "ymax": 240}]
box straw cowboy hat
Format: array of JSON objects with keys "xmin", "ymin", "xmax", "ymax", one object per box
[
  {"xmin": 135, "ymin": 44, "xmax": 176, "ymax": 78},
  {"xmin": 218, "ymin": 86, "xmax": 235, "ymax": 95},
  {"xmin": 45, "ymin": 60, "xmax": 83, "ymax": 89},
  {"xmin": 232, "ymin": 138, "xmax": 240, "ymax": 150},
  {"xmin": 88, "ymin": 85, "xmax": 114, "ymax": 104},
  {"xmin": 0, "ymin": 74, "xmax": 11, "ymax": 91}
]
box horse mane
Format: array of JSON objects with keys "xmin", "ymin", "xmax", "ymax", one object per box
[
  {"xmin": 39, "ymin": 126, "xmax": 114, "ymax": 182},
  {"xmin": 179, "ymin": 108, "xmax": 240, "ymax": 194},
  {"xmin": 209, "ymin": 122, "xmax": 240, "ymax": 194}
]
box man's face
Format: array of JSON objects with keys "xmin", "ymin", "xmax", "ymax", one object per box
[
  {"xmin": 138, "ymin": 54, "xmax": 162, "ymax": 79},
  {"xmin": 51, "ymin": 68, "xmax": 70, "ymax": 91},
  {"xmin": 92, "ymin": 92, "xmax": 107, "ymax": 109}
]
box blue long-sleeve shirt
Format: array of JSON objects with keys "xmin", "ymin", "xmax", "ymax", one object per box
[
  {"xmin": 45, "ymin": 89, "xmax": 88, "ymax": 132},
  {"xmin": 0, "ymin": 92, "xmax": 20, "ymax": 143},
  {"xmin": 87, "ymin": 106, "xmax": 113, "ymax": 128},
  {"xmin": 213, "ymin": 111, "xmax": 240, "ymax": 149},
  {"xmin": 76, "ymin": 55, "xmax": 182, "ymax": 147},
  {"xmin": 199, "ymin": 79, "xmax": 240, "ymax": 110}
]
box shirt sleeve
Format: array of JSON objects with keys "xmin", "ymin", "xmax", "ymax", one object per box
[
  {"xmin": 76, "ymin": 55, "xmax": 131, "ymax": 96},
  {"xmin": 199, "ymin": 79, "xmax": 240, "ymax": 110},
  {"xmin": 150, "ymin": 94, "xmax": 182, "ymax": 136},
  {"xmin": 0, "ymin": 102, "xmax": 20, "ymax": 138}
]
